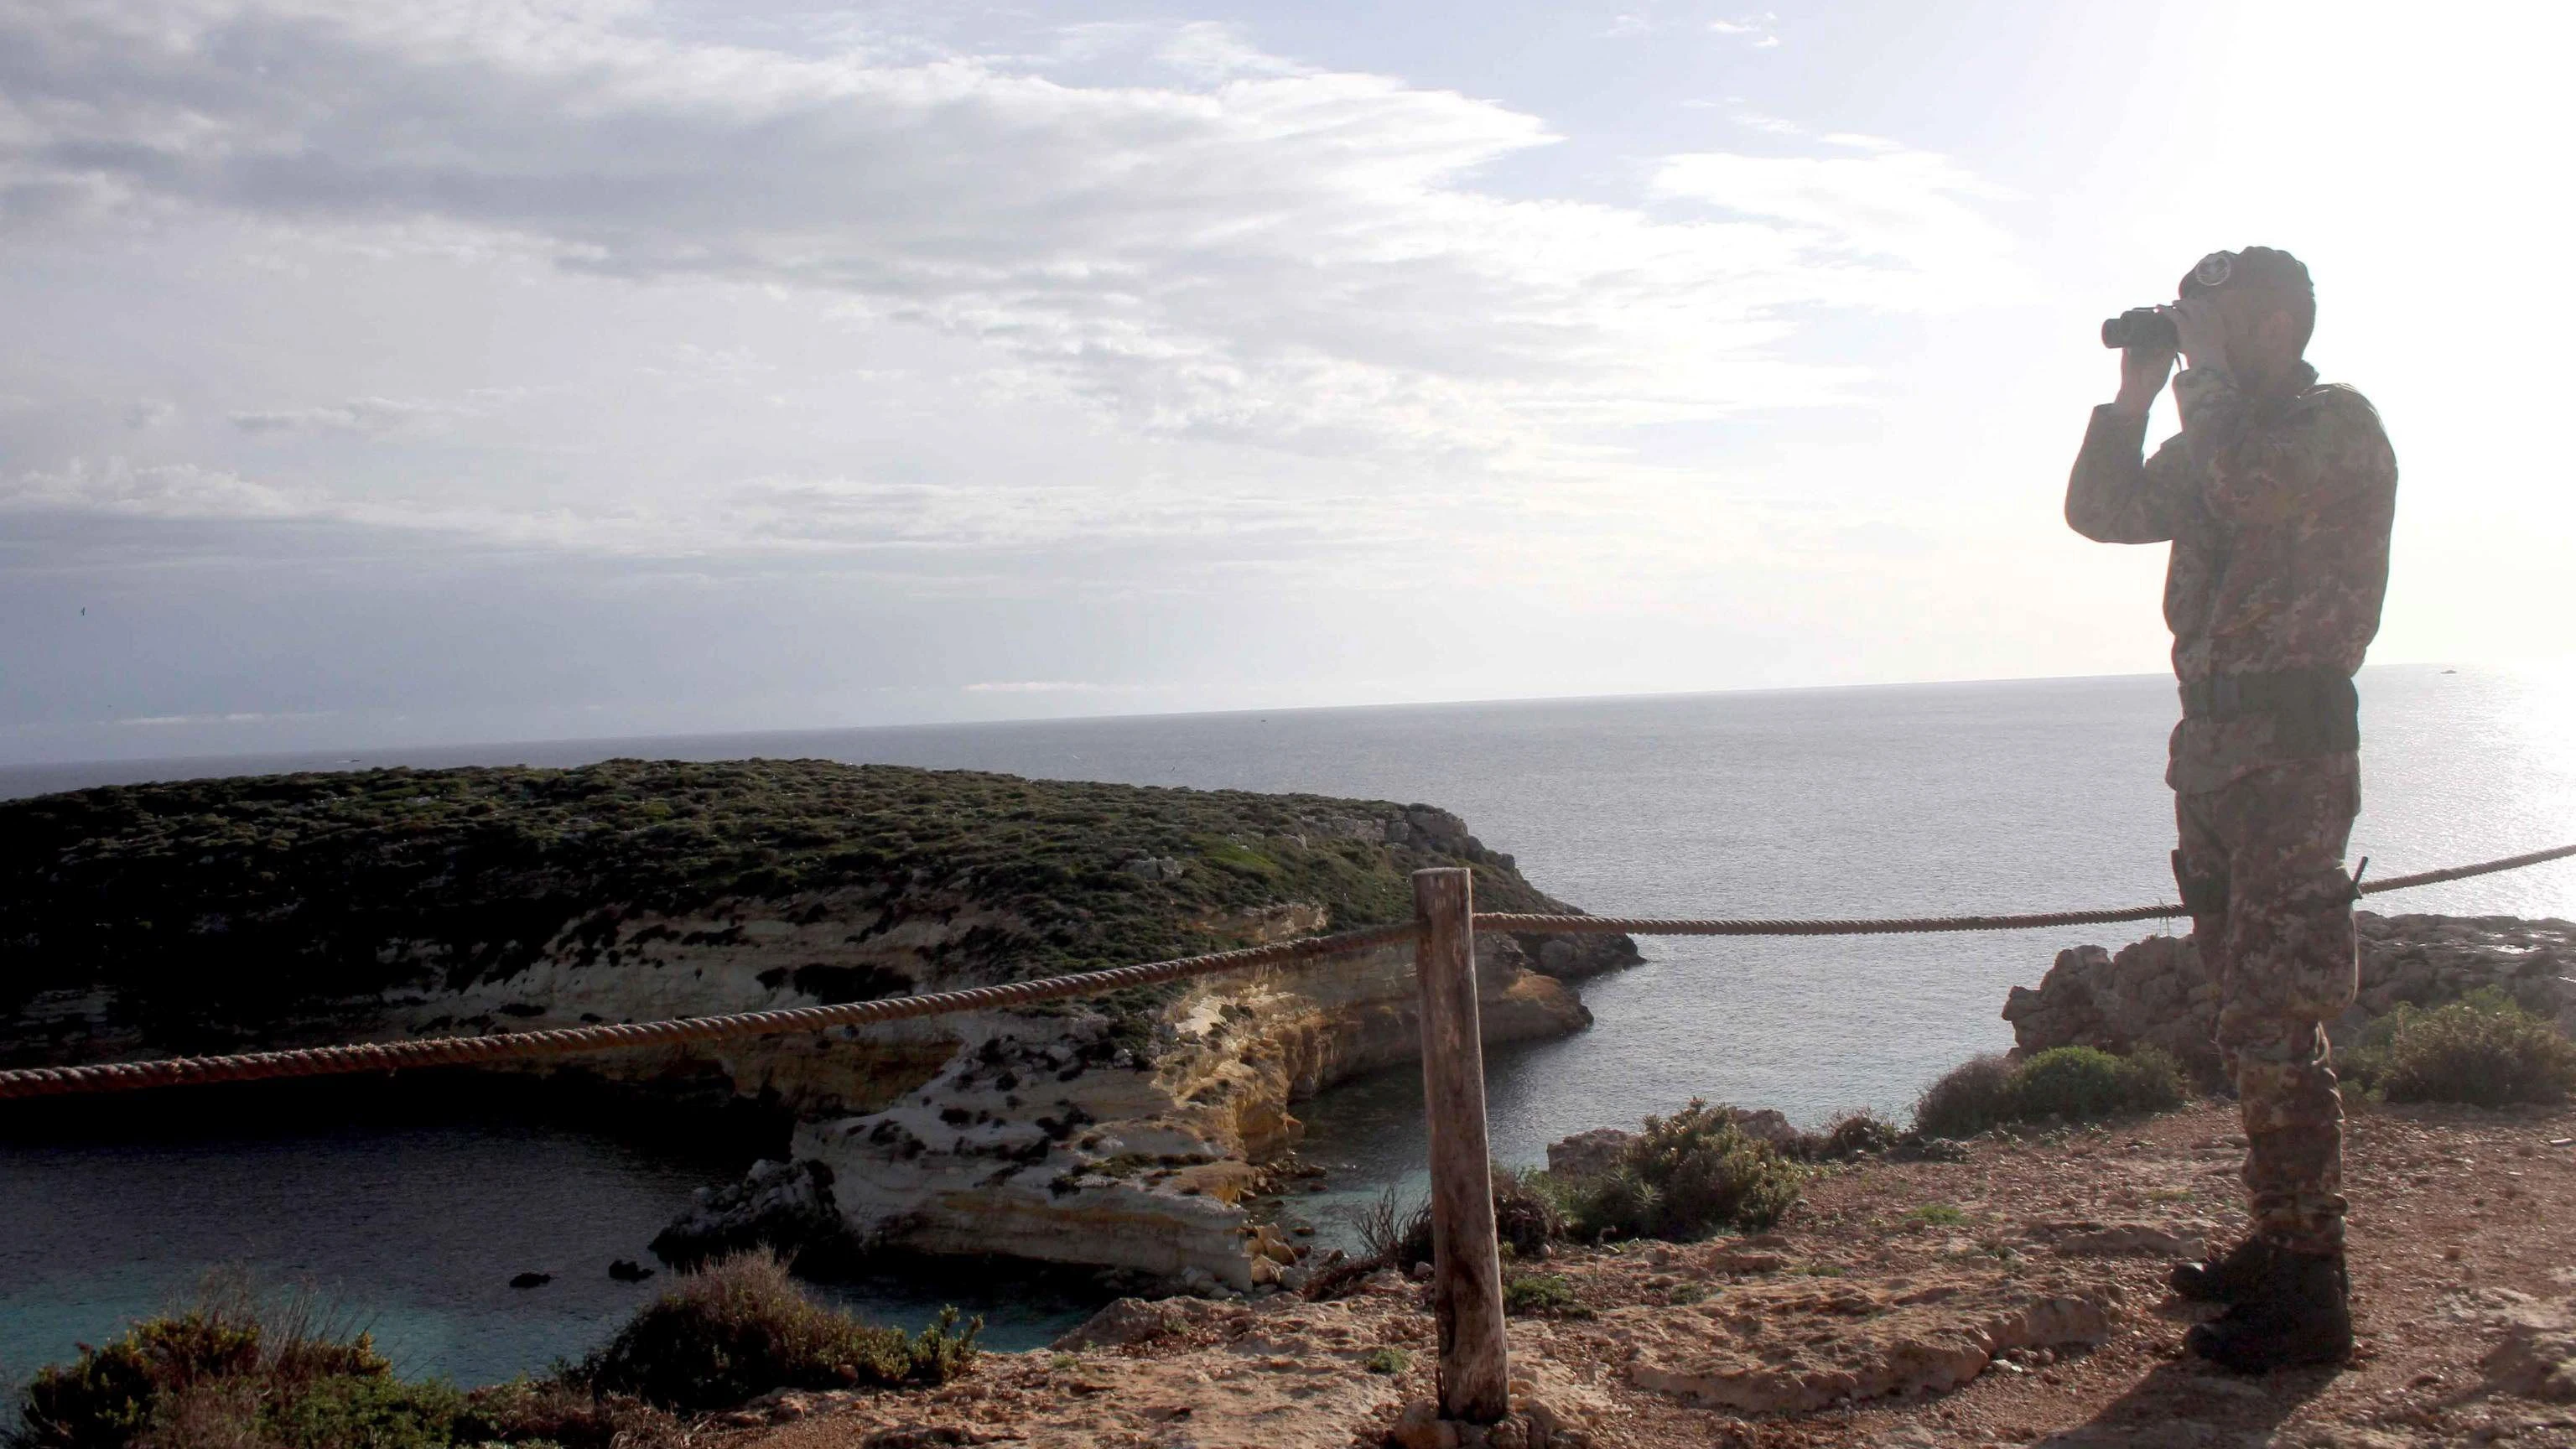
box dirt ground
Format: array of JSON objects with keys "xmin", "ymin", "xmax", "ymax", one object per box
[{"xmin": 730, "ymin": 1098, "xmax": 2576, "ymax": 1448}]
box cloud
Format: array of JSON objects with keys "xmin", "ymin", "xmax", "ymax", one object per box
[
  {"xmin": 228, "ymin": 395, "xmax": 480, "ymax": 435},
  {"xmin": 1649, "ymin": 138, "xmax": 2017, "ymax": 287},
  {"xmin": 1708, "ymin": 15, "xmax": 1782, "ymax": 48},
  {"xmin": 115, "ymin": 710, "xmax": 335, "ymax": 727},
  {"xmin": 960, "ymin": 680, "xmax": 1112, "ymax": 693},
  {"xmin": 0, "ymin": 0, "xmax": 2009, "ymax": 476},
  {"xmin": 1, "ymin": 458, "xmax": 303, "ymax": 519}
]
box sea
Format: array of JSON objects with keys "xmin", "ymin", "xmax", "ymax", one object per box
[{"xmin": 4, "ymin": 664, "xmax": 2572, "ymax": 1399}]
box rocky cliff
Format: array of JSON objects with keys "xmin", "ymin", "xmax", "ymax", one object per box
[
  {"xmin": 0, "ymin": 760, "xmax": 1639, "ymax": 1286},
  {"xmin": 2002, "ymin": 912, "xmax": 2576, "ymax": 1073}
]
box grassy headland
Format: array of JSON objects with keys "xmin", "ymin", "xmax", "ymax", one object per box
[{"xmin": 0, "ymin": 759, "xmax": 1596, "ymax": 1058}]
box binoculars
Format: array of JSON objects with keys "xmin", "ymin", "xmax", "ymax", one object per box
[{"xmin": 2101, "ymin": 307, "xmax": 2179, "ymax": 351}]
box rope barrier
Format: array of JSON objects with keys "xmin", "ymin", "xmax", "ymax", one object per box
[
  {"xmin": 0, "ymin": 921, "xmax": 1421, "ymax": 1102},
  {"xmin": 1, "ymin": 842, "xmax": 2567, "ymax": 1103},
  {"xmin": 2350, "ymin": 841, "xmax": 2576, "ymax": 896},
  {"xmin": 1474, "ymin": 842, "xmax": 2576, "ymax": 937}
]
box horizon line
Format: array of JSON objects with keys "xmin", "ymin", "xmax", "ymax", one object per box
[{"xmin": 0, "ymin": 657, "xmax": 2511, "ymax": 782}]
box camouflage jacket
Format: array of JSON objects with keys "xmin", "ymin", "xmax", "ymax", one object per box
[{"xmin": 2066, "ymin": 361, "xmax": 2398, "ymax": 793}]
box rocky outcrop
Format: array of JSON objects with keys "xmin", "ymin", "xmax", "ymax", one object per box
[
  {"xmin": 792, "ymin": 926, "xmax": 1592, "ymax": 1291},
  {"xmin": 649, "ymin": 1157, "xmax": 856, "ymax": 1270},
  {"xmin": 1540, "ymin": 1108, "xmax": 1803, "ymax": 1181},
  {"xmin": 4, "ymin": 762, "xmax": 1641, "ymax": 1292},
  {"xmin": 2002, "ymin": 912, "xmax": 2576, "ymax": 1074},
  {"xmin": 1609, "ymin": 1244, "xmax": 2121, "ymax": 1415}
]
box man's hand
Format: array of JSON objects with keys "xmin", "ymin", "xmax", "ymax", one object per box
[
  {"xmin": 2113, "ymin": 331, "xmax": 2178, "ymax": 420},
  {"xmin": 2172, "ymin": 295, "xmax": 2229, "ymax": 377}
]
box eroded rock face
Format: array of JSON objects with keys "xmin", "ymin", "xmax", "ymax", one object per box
[
  {"xmin": 650, "ymin": 1157, "xmax": 856, "ymax": 1270},
  {"xmin": 7, "ymin": 768, "xmax": 1637, "ymax": 1290},
  {"xmin": 2002, "ymin": 913, "xmax": 2576, "ymax": 1074},
  {"xmin": 796, "ymin": 932, "xmax": 1593, "ymax": 1290},
  {"xmin": 1616, "ymin": 1270, "xmax": 2119, "ymax": 1415}
]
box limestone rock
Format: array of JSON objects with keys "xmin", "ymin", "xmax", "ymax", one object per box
[
  {"xmin": 1621, "ymin": 1272, "xmax": 2118, "ymax": 1415},
  {"xmin": 1730, "ymin": 1108, "xmax": 1800, "ymax": 1151},
  {"xmin": 2481, "ymin": 1295, "xmax": 2576, "ymax": 1402},
  {"xmin": 1545, "ymin": 1129, "xmax": 1636, "ymax": 1179},
  {"xmin": 2002, "ymin": 912, "xmax": 2576, "ymax": 1072},
  {"xmin": 2023, "ymin": 1219, "xmax": 2208, "ymax": 1261},
  {"xmin": 1052, "ymin": 1296, "xmax": 1189, "ymax": 1351},
  {"xmin": 808, "ymin": 925, "xmax": 1596, "ymax": 1291},
  {"xmin": 650, "ymin": 1156, "xmax": 855, "ymax": 1270}
]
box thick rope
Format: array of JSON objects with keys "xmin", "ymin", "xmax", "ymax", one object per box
[
  {"xmin": 0, "ymin": 922, "xmax": 1422, "ymax": 1101},
  {"xmin": 1474, "ymin": 904, "xmax": 2189, "ymax": 936},
  {"xmin": 4, "ymin": 842, "xmax": 2568, "ymax": 1103},
  {"xmin": 1473, "ymin": 841, "xmax": 2576, "ymax": 937},
  {"xmin": 2353, "ymin": 841, "xmax": 2576, "ymax": 896}
]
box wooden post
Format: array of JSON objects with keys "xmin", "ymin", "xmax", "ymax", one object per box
[{"xmin": 1412, "ymin": 866, "xmax": 1510, "ymax": 1424}]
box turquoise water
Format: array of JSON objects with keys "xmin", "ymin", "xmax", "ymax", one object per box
[
  {"xmin": 0, "ymin": 1105, "xmax": 1102, "ymax": 1407},
  {"xmin": 5, "ymin": 664, "xmax": 2570, "ymax": 1397}
]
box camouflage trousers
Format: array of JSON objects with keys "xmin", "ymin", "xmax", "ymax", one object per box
[{"xmin": 2174, "ymin": 757, "xmax": 2361, "ymax": 1257}]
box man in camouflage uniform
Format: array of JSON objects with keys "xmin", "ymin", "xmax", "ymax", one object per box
[{"xmin": 2065, "ymin": 247, "xmax": 2398, "ymax": 1371}]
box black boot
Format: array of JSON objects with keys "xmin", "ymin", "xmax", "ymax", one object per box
[
  {"xmin": 2169, "ymin": 1237, "xmax": 2278, "ymax": 1303},
  {"xmin": 2184, "ymin": 1247, "xmax": 2351, "ymax": 1372}
]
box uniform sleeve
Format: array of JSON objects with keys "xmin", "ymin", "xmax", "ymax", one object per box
[
  {"xmin": 2175, "ymin": 370, "xmax": 2394, "ymax": 526},
  {"xmin": 2066, "ymin": 403, "xmax": 2191, "ymax": 543}
]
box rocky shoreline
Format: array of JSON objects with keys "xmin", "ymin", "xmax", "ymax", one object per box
[
  {"xmin": 2, "ymin": 763, "xmax": 1638, "ymax": 1291},
  {"xmin": 2002, "ymin": 911, "xmax": 2576, "ymax": 1075}
]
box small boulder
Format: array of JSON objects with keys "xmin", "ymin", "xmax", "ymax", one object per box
[
  {"xmin": 608, "ymin": 1259, "xmax": 654, "ymax": 1282},
  {"xmin": 2482, "ymin": 1296, "xmax": 2576, "ymax": 1402},
  {"xmin": 508, "ymin": 1271, "xmax": 553, "ymax": 1289},
  {"xmin": 1052, "ymin": 1296, "xmax": 1184, "ymax": 1351},
  {"xmin": 1545, "ymin": 1128, "xmax": 1635, "ymax": 1180}
]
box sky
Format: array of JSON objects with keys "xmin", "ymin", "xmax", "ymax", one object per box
[{"xmin": 4, "ymin": 0, "xmax": 2571, "ymax": 763}]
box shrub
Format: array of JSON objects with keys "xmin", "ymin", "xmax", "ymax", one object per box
[
  {"xmin": 1912, "ymin": 1046, "xmax": 2186, "ymax": 1139},
  {"xmin": 1360, "ymin": 1164, "xmax": 1568, "ymax": 1278},
  {"xmin": 8, "ymin": 1275, "xmax": 432, "ymax": 1449},
  {"xmin": 1488, "ymin": 1166, "xmax": 1566, "ymax": 1259},
  {"xmin": 456, "ymin": 1379, "xmax": 681, "ymax": 1449},
  {"xmin": 1914, "ymin": 1053, "xmax": 2015, "ymax": 1140},
  {"xmin": 1794, "ymin": 1111, "xmax": 1904, "ymax": 1161},
  {"xmin": 577, "ymin": 1253, "xmax": 980, "ymax": 1414},
  {"xmin": 1364, "ymin": 1348, "xmax": 1410, "ymax": 1375},
  {"xmin": 1501, "ymin": 1275, "xmax": 1583, "ymax": 1317},
  {"xmin": 1554, "ymin": 1100, "xmax": 1804, "ymax": 1243},
  {"xmin": 2007, "ymin": 1045, "xmax": 2186, "ymax": 1122},
  {"xmin": 2344, "ymin": 988, "xmax": 2576, "ymax": 1107},
  {"xmin": 1908, "ymin": 1202, "xmax": 1966, "ymax": 1226},
  {"xmin": 257, "ymin": 1374, "xmax": 468, "ymax": 1449}
]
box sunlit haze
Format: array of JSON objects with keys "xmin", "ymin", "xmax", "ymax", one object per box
[{"xmin": 6, "ymin": 0, "xmax": 2569, "ymax": 763}]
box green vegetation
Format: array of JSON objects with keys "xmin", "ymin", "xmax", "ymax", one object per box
[
  {"xmin": 1501, "ymin": 1274, "xmax": 1584, "ymax": 1317},
  {"xmin": 1798, "ymin": 1111, "xmax": 1903, "ymax": 1161},
  {"xmin": 1547, "ymin": 1100, "xmax": 1806, "ymax": 1243},
  {"xmin": 579, "ymin": 1254, "xmax": 979, "ymax": 1414},
  {"xmin": 6, "ymin": 1259, "xmax": 971, "ymax": 1448},
  {"xmin": 1336, "ymin": 1103, "xmax": 1820, "ymax": 1283},
  {"xmin": 1363, "ymin": 1347, "xmax": 1410, "ymax": 1375},
  {"xmin": 2342, "ymin": 987, "xmax": 2576, "ymax": 1107},
  {"xmin": 1, "ymin": 761, "xmax": 1571, "ymax": 1055},
  {"xmin": 1907, "ymin": 1202, "xmax": 1966, "ymax": 1226},
  {"xmin": 1912, "ymin": 1046, "xmax": 2187, "ymax": 1140}
]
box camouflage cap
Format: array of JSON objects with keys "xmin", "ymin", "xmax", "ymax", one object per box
[{"xmin": 2181, "ymin": 246, "xmax": 2313, "ymax": 300}]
